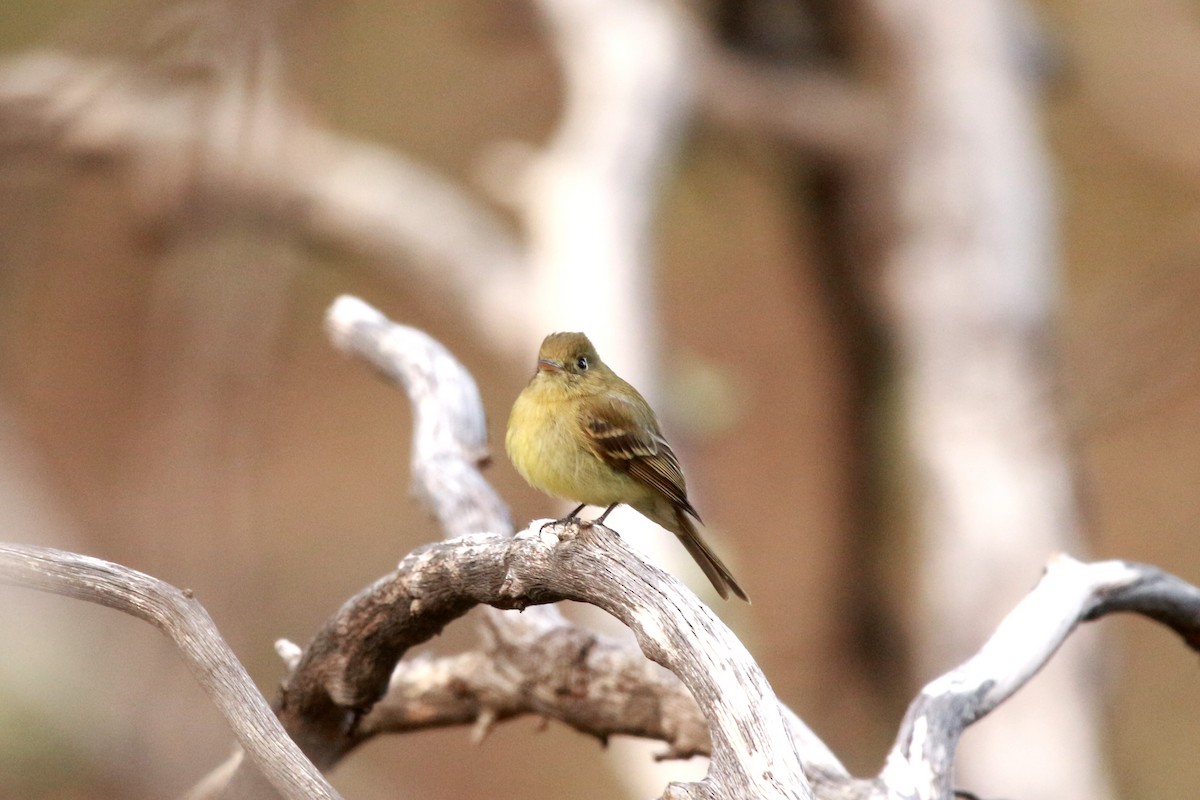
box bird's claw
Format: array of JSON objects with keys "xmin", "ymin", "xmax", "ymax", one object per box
[{"xmin": 538, "ymin": 516, "xmax": 579, "ymax": 534}]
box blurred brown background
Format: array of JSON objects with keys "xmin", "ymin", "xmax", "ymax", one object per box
[{"xmin": 1, "ymin": 1, "xmax": 1199, "ymax": 798}]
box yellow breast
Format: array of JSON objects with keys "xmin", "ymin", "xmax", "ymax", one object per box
[{"xmin": 505, "ymin": 381, "xmax": 644, "ymax": 508}]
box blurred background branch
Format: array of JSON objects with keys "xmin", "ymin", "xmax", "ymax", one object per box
[{"xmin": 851, "ymin": 1, "xmax": 1108, "ymax": 797}]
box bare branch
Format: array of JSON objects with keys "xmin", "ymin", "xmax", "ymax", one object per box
[
  {"xmin": 8, "ymin": 293, "xmax": 1200, "ymax": 800},
  {"xmin": 0, "ymin": 543, "xmax": 340, "ymax": 800},
  {"xmin": 360, "ymin": 615, "xmax": 713, "ymax": 759},
  {"xmin": 268, "ymin": 519, "xmax": 812, "ymax": 799},
  {"xmin": 325, "ymin": 296, "xmax": 512, "ymax": 539},
  {"xmin": 882, "ymin": 555, "xmax": 1200, "ymax": 799}
]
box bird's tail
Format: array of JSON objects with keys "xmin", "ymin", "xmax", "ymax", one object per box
[{"xmin": 674, "ymin": 511, "xmax": 750, "ymax": 603}]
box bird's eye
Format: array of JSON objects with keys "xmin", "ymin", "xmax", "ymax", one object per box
[{"xmin": 576, "ymin": 355, "xmax": 590, "ymax": 371}]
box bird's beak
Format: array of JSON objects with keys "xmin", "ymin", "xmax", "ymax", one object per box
[{"xmin": 537, "ymin": 358, "xmax": 563, "ymax": 373}]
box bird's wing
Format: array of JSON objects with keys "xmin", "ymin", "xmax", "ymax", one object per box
[{"xmin": 579, "ymin": 394, "xmax": 700, "ymax": 520}]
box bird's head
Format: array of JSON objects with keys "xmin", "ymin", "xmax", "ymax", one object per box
[{"xmin": 533, "ymin": 332, "xmax": 611, "ymax": 391}]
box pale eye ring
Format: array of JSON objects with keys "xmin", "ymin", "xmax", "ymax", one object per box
[{"xmin": 576, "ymin": 355, "xmax": 589, "ymax": 371}]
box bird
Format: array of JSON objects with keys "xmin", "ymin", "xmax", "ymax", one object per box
[{"xmin": 505, "ymin": 331, "xmax": 749, "ymax": 602}]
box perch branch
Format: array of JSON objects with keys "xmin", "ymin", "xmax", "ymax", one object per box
[
  {"xmin": 0, "ymin": 543, "xmax": 340, "ymax": 800},
  {"xmin": 276, "ymin": 520, "xmax": 811, "ymax": 799}
]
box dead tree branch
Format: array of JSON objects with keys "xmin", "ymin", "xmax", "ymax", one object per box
[
  {"xmin": 3, "ymin": 297, "xmax": 1200, "ymax": 800},
  {"xmin": 6, "ymin": 507, "xmax": 1200, "ymax": 800},
  {"xmin": 882, "ymin": 555, "xmax": 1200, "ymax": 800},
  {"xmin": 358, "ymin": 611, "xmax": 713, "ymax": 759},
  {"xmin": 0, "ymin": 543, "xmax": 340, "ymax": 800},
  {"xmin": 266, "ymin": 522, "xmax": 811, "ymax": 798}
]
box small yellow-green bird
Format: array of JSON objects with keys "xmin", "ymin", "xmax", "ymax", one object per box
[{"xmin": 506, "ymin": 332, "xmax": 749, "ymax": 602}]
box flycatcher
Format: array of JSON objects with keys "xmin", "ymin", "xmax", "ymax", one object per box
[{"xmin": 506, "ymin": 332, "xmax": 748, "ymax": 602}]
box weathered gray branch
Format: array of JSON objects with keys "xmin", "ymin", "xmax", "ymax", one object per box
[
  {"xmin": 881, "ymin": 555, "xmax": 1200, "ymax": 800},
  {"xmin": 0, "ymin": 543, "xmax": 340, "ymax": 800},
  {"xmin": 4, "ymin": 296, "xmax": 1200, "ymax": 800},
  {"xmin": 358, "ymin": 611, "xmax": 713, "ymax": 760},
  {"xmin": 7, "ymin": 529, "xmax": 1200, "ymax": 800},
  {"xmin": 263, "ymin": 521, "xmax": 808, "ymax": 798}
]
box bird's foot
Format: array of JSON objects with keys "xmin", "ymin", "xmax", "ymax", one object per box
[
  {"xmin": 538, "ymin": 516, "xmax": 578, "ymax": 533},
  {"xmin": 538, "ymin": 504, "xmax": 587, "ymax": 533}
]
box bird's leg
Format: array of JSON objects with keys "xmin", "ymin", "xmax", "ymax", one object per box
[
  {"xmin": 594, "ymin": 504, "xmax": 619, "ymax": 526},
  {"xmin": 540, "ymin": 504, "xmax": 587, "ymax": 533}
]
